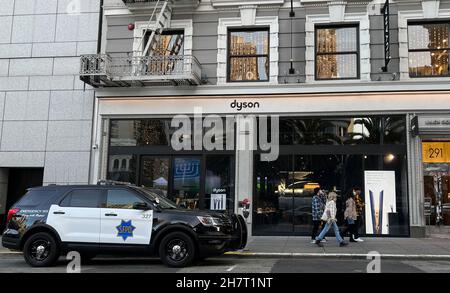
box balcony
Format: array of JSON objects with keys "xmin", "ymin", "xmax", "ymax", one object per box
[
  {"xmin": 122, "ymin": 0, "xmax": 201, "ymax": 11},
  {"xmin": 80, "ymin": 54, "xmax": 202, "ymax": 87}
]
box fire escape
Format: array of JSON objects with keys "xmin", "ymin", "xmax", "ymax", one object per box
[{"xmin": 80, "ymin": 0, "xmax": 202, "ymax": 87}]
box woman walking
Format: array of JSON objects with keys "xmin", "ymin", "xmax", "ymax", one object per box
[
  {"xmin": 344, "ymin": 192, "xmax": 358, "ymax": 242},
  {"xmin": 314, "ymin": 192, "xmax": 348, "ymax": 247}
]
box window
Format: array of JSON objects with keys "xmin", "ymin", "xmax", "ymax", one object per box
[
  {"xmin": 106, "ymin": 189, "xmax": 145, "ymax": 209},
  {"xmin": 60, "ymin": 190, "xmax": 102, "ymax": 208},
  {"xmin": 408, "ymin": 22, "xmax": 450, "ymax": 77},
  {"xmin": 143, "ymin": 30, "xmax": 184, "ymax": 56},
  {"xmin": 315, "ymin": 25, "xmax": 359, "ymax": 80},
  {"xmin": 228, "ymin": 28, "xmax": 269, "ymax": 82}
]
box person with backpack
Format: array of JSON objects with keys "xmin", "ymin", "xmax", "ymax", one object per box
[{"xmin": 314, "ymin": 192, "xmax": 348, "ymax": 247}]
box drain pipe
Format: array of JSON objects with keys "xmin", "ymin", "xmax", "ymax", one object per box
[{"xmin": 97, "ymin": 0, "xmax": 104, "ymax": 54}]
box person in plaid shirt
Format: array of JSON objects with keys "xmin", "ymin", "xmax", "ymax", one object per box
[
  {"xmin": 311, "ymin": 188, "xmax": 325, "ymax": 243},
  {"xmin": 353, "ymin": 187, "xmax": 365, "ymax": 242}
]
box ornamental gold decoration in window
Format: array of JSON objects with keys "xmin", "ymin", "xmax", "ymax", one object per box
[
  {"xmin": 408, "ymin": 23, "xmax": 449, "ymax": 77},
  {"xmin": 315, "ymin": 26, "xmax": 359, "ymax": 80},
  {"xmin": 142, "ymin": 31, "xmax": 185, "ymax": 75},
  {"xmin": 228, "ymin": 30, "xmax": 269, "ymax": 82}
]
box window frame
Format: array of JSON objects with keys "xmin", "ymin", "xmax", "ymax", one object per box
[
  {"xmin": 227, "ymin": 27, "xmax": 271, "ymax": 83},
  {"xmin": 407, "ymin": 20, "xmax": 450, "ymax": 78},
  {"xmin": 314, "ymin": 23, "xmax": 360, "ymax": 81}
]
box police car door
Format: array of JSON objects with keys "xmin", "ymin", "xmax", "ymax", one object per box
[
  {"xmin": 47, "ymin": 189, "xmax": 102, "ymax": 243},
  {"xmin": 100, "ymin": 189, "xmax": 153, "ymax": 245}
]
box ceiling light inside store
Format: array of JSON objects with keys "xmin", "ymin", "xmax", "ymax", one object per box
[{"xmin": 384, "ymin": 153, "xmax": 395, "ymax": 163}]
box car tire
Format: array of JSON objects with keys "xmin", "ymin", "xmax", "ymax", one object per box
[
  {"xmin": 159, "ymin": 232, "xmax": 196, "ymax": 268},
  {"xmin": 23, "ymin": 232, "xmax": 60, "ymax": 267}
]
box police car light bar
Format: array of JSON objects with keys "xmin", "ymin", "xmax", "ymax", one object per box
[{"xmin": 97, "ymin": 180, "xmax": 134, "ymax": 186}]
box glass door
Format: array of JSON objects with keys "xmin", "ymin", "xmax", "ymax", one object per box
[
  {"xmin": 254, "ymin": 155, "xmax": 295, "ymax": 235},
  {"xmin": 140, "ymin": 156, "xmax": 170, "ymax": 198}
]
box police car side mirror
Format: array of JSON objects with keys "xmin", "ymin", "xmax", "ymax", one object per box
[{"xmin": 133, "ymin": 202, "xmax": 150, "ymax": 211}]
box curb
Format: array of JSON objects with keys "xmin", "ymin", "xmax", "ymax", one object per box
[{"xmin": 224, "ymin": 251, "xmax": 450, "ymax": 260}]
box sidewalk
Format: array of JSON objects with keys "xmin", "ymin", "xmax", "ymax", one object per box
[
  {"xmin": 225, "ymin": 236, "xmax": 450, "ymax": 260},
  {"xmin": 2, "ymin": 236, "xmax": 450, "ymax": 259}
]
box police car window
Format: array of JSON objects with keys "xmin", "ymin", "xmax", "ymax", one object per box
[
  {"xmin": 17, "ymin": 190, "xmax": 57, "ymax": 207},
  {"xmin": 60, "ymin": 190, "xmax": 102, "ymax": 208},
  {"xmin": 106, "ymin": 189, "xmax": 145, "ymax": 209}
]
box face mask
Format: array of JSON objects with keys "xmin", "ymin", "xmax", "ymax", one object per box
[{"xmin": 353, "ymin": 191, "xmax": 357, "ymax": 196}]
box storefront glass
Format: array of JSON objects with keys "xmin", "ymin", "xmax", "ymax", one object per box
[
  {"xmin": 422, "ymin": 141, "xmax": 450, "ymax": 226},
  {"xmin": 107, "ymin": 119, "xmax": 234, "ymax": 213},
  {"xmin": 254, "ymin": 115, "xmax": 409, "ymax": 236}
]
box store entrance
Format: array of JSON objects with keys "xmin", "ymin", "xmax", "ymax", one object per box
[{"xmin": 422, "ymin": 141, "xmax": 450, "ymax": 226}]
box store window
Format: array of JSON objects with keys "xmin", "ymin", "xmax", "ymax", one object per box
[
  {"xmin": 228, "ymin": 28, "xmax": 269, "ymax": 82},
  {"xmin": 110, "ymin": 120, "xmax": 172, "ymax": 147},
  {"xmin": 315, "ymin": 25, "xmax": 359, "ymax": 80},
  {"xmin": 254, "ymin": 115, "xmax": 409, "ymax": 237},
  {"xmin": 408, "ymin": 22, "xmax": 450, "ymax": 77},
  {"xmin": 270, "ymin": 116, "xmax": 406, "ymax": 146}
]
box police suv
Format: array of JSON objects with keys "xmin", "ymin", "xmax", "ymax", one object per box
[{"xmin": 2, "ymin": 181, "xmax": 247, "ymax": 268}]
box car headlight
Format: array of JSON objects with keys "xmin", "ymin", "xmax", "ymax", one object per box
[{"xmin": 197, "ymin": 216, "xmax": 221, "ymax": 226}]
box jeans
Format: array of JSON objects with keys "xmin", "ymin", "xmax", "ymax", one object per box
[
  {"xmin": 311, "ymin": 220, "xmax": 321, "ymax": 240},
  {"xmin": 315, "ymin": 220, "xmax": 344, "ymax": 243}
]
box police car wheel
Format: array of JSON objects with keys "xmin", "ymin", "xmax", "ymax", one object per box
[
  {"xmin": 159, "ymin": 232, "xmax": 195, "ymax": 268},
  {"xmin": 23, "ymin": 232, "xmax": 60, "ymax": 267}
]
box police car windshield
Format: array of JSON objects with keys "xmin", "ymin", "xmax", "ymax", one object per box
[{"xmin": 137, "ymin": 188, "xmax": 177, "ymax": 209}]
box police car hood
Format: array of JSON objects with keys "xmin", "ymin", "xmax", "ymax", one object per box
[{"xmin": 163, "ymin": 208, "xmax": 229, "ymax": 219}]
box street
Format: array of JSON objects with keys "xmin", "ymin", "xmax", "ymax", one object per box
[{"xmin": 1, "ymin": 253, "xmax": 450, "ymax": 273}]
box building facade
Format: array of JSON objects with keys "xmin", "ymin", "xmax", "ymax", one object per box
[
  {"xmin": 0, "ymin": 0, "xmax": 100, "ymax": 229},
  {"xmin": 4, "ymin": 0, "xmax": 449, "ymax": 238}
]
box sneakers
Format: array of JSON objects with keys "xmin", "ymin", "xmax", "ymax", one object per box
[
  {"xmin": 354, "ymin": 238, "xmax": 364, "ymax": 242},
  {"xmin": 314, "ymin": 240, "xmax": 323, "ymax": 247},
  {"xmin": 320, "ymin": 239, "xmax": 327, "ymax": 243},
  {"xmin": 349, "ymin": 238, "xmax": 357, "ymax": 243},
  {"xmin": 310, "ymin": 240, "xmax": 316, "ymax": 244},
  {"xmin": 339, "ymin": 241, "xmax": 349, "ymax": 247}
]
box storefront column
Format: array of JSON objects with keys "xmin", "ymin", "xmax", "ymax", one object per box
[
  {"xmin": 407, "ymin": 114, "xmax": 426, "ymax": 237},
  {"xmin": 235, "ymin": 115, "xmax": 255, "ymax": 236}
]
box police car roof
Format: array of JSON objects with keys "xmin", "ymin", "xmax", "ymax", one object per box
[{"xmin": 29, "ymin": 184, "xmax": 137, "ymax": 191}]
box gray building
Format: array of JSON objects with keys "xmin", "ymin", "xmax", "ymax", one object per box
[{"xmin": 0, "ymin": 0, "xmax": 99, "ymax": 228}]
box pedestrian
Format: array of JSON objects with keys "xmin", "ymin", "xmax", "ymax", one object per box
[
  {"xmin": 311, "ymin": 187, "xmax": 325, "ymax": 243},
  {"xmin": 343, "ymin": 192, "xmax": 358, "ymax": 242},
  {"xmin": 353, "ymin": 187, "xmax": 364, "ymax": 242},
  {"xmin": 314, "ymin": 192, "xmax": 348, "ymax": 247}
]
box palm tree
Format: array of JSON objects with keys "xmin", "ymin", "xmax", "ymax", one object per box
[
  {"xmin": 283, "ymin": 118, "xmax": 343, "ymax": 145},
  {"xmin": 346, "ymin": 116, "xmax": 405, "ymax": 145}
]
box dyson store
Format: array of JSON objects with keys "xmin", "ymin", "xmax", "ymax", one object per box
[{"xmin": 94, "ymin": 93, "xmax": 418, "ymax": 238}]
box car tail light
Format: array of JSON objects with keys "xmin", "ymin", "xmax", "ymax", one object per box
[{"xmin": 7, "ymin": 208, "xmax": 20, "ymax": 223}]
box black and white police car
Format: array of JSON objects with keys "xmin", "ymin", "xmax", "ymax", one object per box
[{"xmin": 2, "ymin": 181, "xmax": 247, "ymax": 268}]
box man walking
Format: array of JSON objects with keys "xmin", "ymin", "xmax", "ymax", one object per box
[{"xmin": 311, "ymin": 188, "xmax": 324, "ymax": 243}]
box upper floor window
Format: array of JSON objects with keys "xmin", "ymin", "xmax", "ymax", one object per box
[
  {"xmin": 315, "ymin": 25, "xmax": 359, "ymax": 80},
  {"xmin": 228, "ymin": 28, "xmax": 269, "ymax": 82},
  {"xmin": 408, "ymin": 22, "xmax": 449, "ymax": 77},
  {"xmin": 143, "ymin": 30, "xmax": 185, "ymax": 56}
]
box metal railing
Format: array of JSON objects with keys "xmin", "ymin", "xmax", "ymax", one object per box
[{"xmin": 80, "ymin": 54, "xmax": 202, "ymax": 84}]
